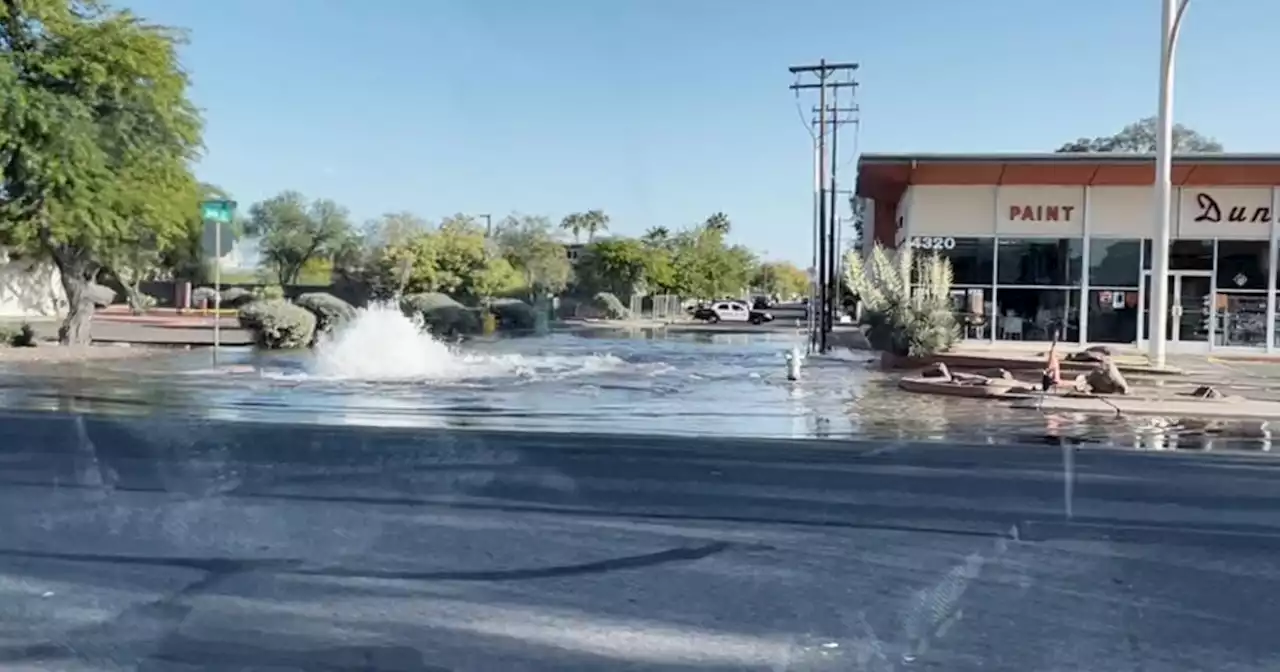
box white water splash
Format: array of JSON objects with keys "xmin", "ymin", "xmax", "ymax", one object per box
[
  {"xmin": 304, "ymin": 302, "xmax": 631, "ymax": 383},
  {"xmin": 310, "ymin": 302, "xmax": 465, "ymax": 381}
]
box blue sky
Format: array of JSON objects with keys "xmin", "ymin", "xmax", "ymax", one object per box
[{"xmin": 123, "ymin": 0, "xmax": 1280, "ymax": 265}]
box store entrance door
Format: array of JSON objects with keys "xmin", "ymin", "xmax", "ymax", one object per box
[{"xmin": 1141, "ymin": 271, "xmax": 1212, "ymax": 351}]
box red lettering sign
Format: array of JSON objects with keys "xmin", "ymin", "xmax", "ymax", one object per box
[{"xmin": 1008, "ymin": 205, "xmax": 1075, "ymax": 222}]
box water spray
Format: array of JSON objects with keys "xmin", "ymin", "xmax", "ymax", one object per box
[{"xmin": 784, "ymin": 346, "xmax": 805, "ymax": 381}]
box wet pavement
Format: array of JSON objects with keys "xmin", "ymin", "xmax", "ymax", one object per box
[{"xmin": 1, "ymin": 412, "xmax": 1279, "ymax": 670}]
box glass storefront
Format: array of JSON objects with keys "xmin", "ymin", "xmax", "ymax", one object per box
[
  {"xmin": 1087, "ymin": 239, "xmax": 1140, "ymax": 343},
  {"xmin": 994, "ymin": 238, "xmax": 1082, "ymax": 342},
  {"xmin": 917, "ymin": 235, "xmax": 1280, "ymax": 350}
]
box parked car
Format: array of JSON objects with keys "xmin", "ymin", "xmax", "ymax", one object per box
[{"xmin": 693, "ymin": 300, "xmax": 774, "ymax": 325}]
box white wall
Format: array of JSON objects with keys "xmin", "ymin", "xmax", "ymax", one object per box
[
  {"xmin": 904, "ymin": 185, "xmax": 1276, "ymax": 240},
  {"xmin": 0, "ymin": 252, "xmax": 66, "ymax": 318}
]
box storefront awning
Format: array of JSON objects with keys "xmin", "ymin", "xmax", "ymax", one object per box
[{"xmin": 856, "ymin": 153, "xmax": 1280, "ymax": 202}]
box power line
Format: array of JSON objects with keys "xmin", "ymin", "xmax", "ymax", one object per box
[{"xmin": 788, "ymin": 59, "xmax": 859, "ymax": 353}]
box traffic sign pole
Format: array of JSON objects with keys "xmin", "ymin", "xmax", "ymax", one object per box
[{"xmin": 199, "ymin": 199, "xmax": 237, "ymax": 366}]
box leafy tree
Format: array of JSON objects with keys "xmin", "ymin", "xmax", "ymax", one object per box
[
  {"xmin": 1056, "ymin": 117, "xmax": 1223, "ymax": 153},
  {"xmin": 753, "ymin": 261, "xmax": 809, "ymax": 299},
  {"xmin": 471, "ymin": 256, "xmax": 522, "ymax": 301},
  {"xmin": 1, "ymin": 0, "xmax": 203, "ymax": 343},
  {"xmin": 576, "ymin": 237, "xmax": 654, "ymax": 298},
  {"xmin": 704, "ymin": 212, "xmax": 732, "ymax": 235},
  {"xmin": 429, "ymin": 215, "xmax": 489, "ymax": 297},
  {"xmin": 248, "ymin": 191, "xmax": 353, "ymax": 285},
  {"xmin": 669, "ymin": 225, "xmax": 754, "ymax": 298},
  {"xmin": 642, "ymin": 226, "xmax": 670, "ymax": 246},
  {"xmin": 495, "ymin": 214, "xmax": 573, "ymax": 297}
]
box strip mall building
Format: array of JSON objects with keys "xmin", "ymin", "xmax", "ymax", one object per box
[{"xmin": 855, "ymin": 153, "xmax": 1280, "ymax": 353}]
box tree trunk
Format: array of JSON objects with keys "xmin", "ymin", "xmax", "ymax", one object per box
[{"xmin": 53, "ymin": 256, "xmax": 95, "ymax": 346}]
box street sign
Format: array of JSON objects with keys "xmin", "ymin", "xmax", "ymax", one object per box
[
  {"xmin": 199, "ymin": 199, "xmax": 236, "ymax": 365},
  {"xmin": 200, "ymin": 199, "xmax": 237, "ymax": 224}
]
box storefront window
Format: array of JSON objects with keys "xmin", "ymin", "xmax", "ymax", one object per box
[
  {"xmin": 1088, "ymin": 239, "xmax": 1141, "ymax": 287},
  {"xmin": 994, "ymin": 238, "xmax": 1081, "ymax": 342},
  {"xmin": 1142, "ymin": 239, "xmax": 1213, "ymax": 271},
  {"xmin": 1211, "ymin": 240, "xmax": 1268, "ymax": 347},
  {"xmin": 997, "ymin": 238, "xmax": 1082, "ymax": 286},
  {"xmin": 1087, "ymin": 239, "xmax": 1140, "ymax": 343},
  {"xmin": 1217, "ymin": 240, "xmax": 1269, "ymax": 291},
  {"xmin": 912, "ymin": 237, "xmax": 993, "ymax": 340},
  {"xmin": 994, "ymin": 288, "xmax": 1078, "ymax": 342}
]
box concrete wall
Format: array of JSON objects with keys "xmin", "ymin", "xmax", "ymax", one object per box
[{"xmin": 0, "ymin": 252, "xmax": 66, "ymax": 318}]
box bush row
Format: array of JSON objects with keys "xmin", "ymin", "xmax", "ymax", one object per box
[{"xmin": 235, "ymin": 291, "xmax": 543, "ymax": 350}]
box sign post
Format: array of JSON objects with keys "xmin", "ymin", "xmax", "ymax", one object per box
[{"xmin": 200, "ymin": 199, "xmax": 237, "ymax": 365}]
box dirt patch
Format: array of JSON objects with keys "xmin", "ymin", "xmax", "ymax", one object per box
[{"xmin": 0, "ymin": 343, "xmax": 165, "ymax": 364}]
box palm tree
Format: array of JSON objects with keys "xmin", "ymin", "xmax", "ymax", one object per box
[
  {"xmin": 704, "ymin": 212, "xmax": 731, "ymax": 235},
  {"xmin": 560, "ymin": 213, "xmax": 585, "ymax": 243},
  {"xmin": 583, "ymin": 209, "xmax": 609, "ymax": 242},
  {"xmin": 642, "ymin": 226, "xmax": 669, "ymax": 244}
]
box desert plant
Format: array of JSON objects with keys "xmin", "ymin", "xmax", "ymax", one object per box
[
  {"xmin": 191, "ymin": 286, "xmax": 219, "ymax": 307},
  {"xmin": 254, "ymin": 284, "xmax": 286, "ymax": 301},
  {"xmin": 399, "ymin": 292, "xmax": 481, "ymax": 337},
  {"xmin": 843, "ymin": 245, "xmax": 958, "ymax": 357},
  {"xmin": 295, "ymin": 292, "xmax": 356, "ymax": 336},
  {"xmin": 237, "ymin": 300, "xmax": 317, "ymax": 349},
  {"xmin": 220, "ymin": 287, "xmax": 254, "ymax": 307},
  {"xmin": 591, "ymin": 292, "xmax": 630, "ymax": 319},
  {"xmin": 130, "ymin": 293, "xmax": 158, "ymax": 315},
  {"xmin": 0, "ymin": 323, "xmax": 37, "ymax": 347},
  {"xmin": 86, "ymin": 283, "xmax": 116, "ymax": 308}
]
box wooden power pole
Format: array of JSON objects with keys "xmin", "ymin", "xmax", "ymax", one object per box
[{"xmin": 789, "ymin": 60, "xmax": 858, "ymax": 353}]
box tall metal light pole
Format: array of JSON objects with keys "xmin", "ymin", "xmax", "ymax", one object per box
[{"xmin": 1148, "ymin": 0, "xmax": 1191, "ymax": 368}]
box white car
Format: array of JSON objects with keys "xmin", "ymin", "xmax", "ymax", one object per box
[{"xmin": 694, "ymin": 301, "xmax": 774, "ymax": 324}]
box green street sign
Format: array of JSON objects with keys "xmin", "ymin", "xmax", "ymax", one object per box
[{"xmin": 200, "ymin": 199, "xmax": 237, "ymax": 224}]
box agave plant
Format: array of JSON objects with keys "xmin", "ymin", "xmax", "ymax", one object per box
[{"xmin": 843, "ymin": 245, "xmax": 959, "ymax": 357}]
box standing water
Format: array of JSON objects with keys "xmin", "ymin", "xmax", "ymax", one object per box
[{"xmin": 0, "ymin": 304, "xmax": 1275, "ymax": 450}]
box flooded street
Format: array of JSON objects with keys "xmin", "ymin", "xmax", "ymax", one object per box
[{"xmin": 0, "ymin": 307, "xmax": 1277, "ymax": 454}]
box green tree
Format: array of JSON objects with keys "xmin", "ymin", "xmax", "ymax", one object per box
[
  {"xmin": 495, "ymin": 214, "xmax": 573, "ymax": 298},
  {"xmin": 576, "ymin": 237, "xmax": 653, "ymax": 298},
  {"xmin": 753, "ymin": 261, "xmax": 809, "ymax": 299},
  {"xmin": 1056, "ymin": 117, "xmax": 1223, "ymax": 153},
  {"xmin": 642, "ymin": 226, "xmax": 670, "ymax": 246},
  {"xmin": 429, "ymin": 214, "xmax": 489, "ymax": 297},
  {"xmin": 704, "ymin": 212, "xmax": 732, "ymax": 235},
  {"xmin": 471, "ymin": 256, "xmax": 522, "ymax": 301},
  {"xmin": 669, "ymin": 225, "xmax": 754, "ymax": 298},
  {"xmin": 248, "ymin": 191, "xmax": 353, "ymax": 285},
  {"xmin": 1, "ymin": 0, "xmax": 203, "ymax": 343}
]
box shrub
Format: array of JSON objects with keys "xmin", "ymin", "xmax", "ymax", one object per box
[
  {"xmin": 191, "ymin": 286, "xmax": 219, "ymax": 307},
  {"xmin": 489, "ymin": 298, "xmax": 537, "ymax": 331},
  {"xmin": 294, "ymin": 292, "xmax": 356, "ymax": 336},
  {"xmin": 399, "ymin": 292, "xmax": 481, "ymax": 337},
  {"xmin": 254, "ymin": 284, "xmax": 285, "ymax": 301},
  {"xmin": 0, "ymin": 323, "xmax": 37, "ymax": 347},
  {"xmin": 221, "ymin": 287, "xmax": 254, "ymax": 307},
  {"xmin": 591, "ymin": 292, "xmax": 630, "ymax": 319},
  {"xmin": 843, "ymin": 245, "xmax": 958, "ymax": 357},
  {"xmin": 129, "ymin": 293, "xmax": 157, "ymax": 315},
  {"xmin": 237, "ymin": 300, "xmax": 317, "ymax": 350},
  {"xmin": 86, "ymin": 283, "xmax": 116, "ymax": 308}
]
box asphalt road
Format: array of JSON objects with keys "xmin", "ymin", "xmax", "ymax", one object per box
[{"xmin": 0, "ymin": 411, "xmax": 1278, "ymax": 671}]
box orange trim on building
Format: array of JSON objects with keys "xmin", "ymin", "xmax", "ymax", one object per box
[{"xmin": 855, "ymin": 153, "xmax": 1280, "ymax": 249}]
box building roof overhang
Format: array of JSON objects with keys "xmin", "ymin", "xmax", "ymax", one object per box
[{"xmin": 856, "ymin": 153, "xmax": 1280, "ymax": 202}]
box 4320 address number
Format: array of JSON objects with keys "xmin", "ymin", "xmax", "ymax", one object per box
[{"xmin": 909, "ymin": 236, "xmax": 956, "ymax": 250}]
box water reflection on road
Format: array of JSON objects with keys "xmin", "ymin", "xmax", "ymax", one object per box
[{"xmin": 0, "ymin": 329, "xmax": 1276, "ymax": 454}]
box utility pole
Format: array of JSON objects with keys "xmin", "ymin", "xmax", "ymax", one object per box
[
  {"xmin": 813, "ymin": 103, "xmax": 859, "ymax": 334},
  {"xmin": 790, "ymin": 60, "xmax": 858, "ymax": 353}
]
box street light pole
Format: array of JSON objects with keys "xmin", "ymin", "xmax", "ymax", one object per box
[{"xmin": 1149, "ymin": 0, "xmax": 1191, "ymax": 368}]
